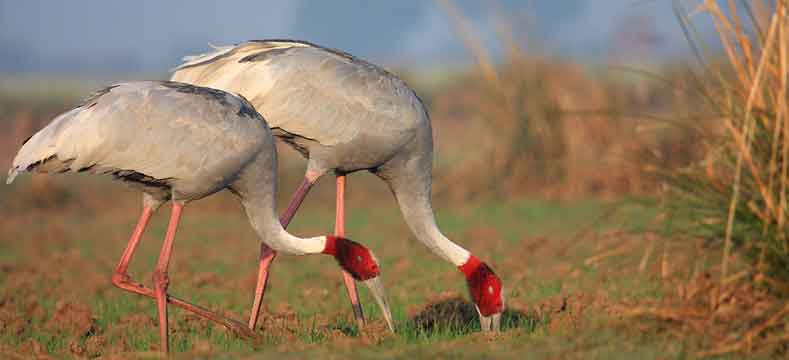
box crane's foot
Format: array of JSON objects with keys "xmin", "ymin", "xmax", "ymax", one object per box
[
  {"xmin": 110, "ymin": 203, "xmax": 258, "ymax": 355},
  {"xmin": 112, "ymin": 273, "xmax": 259, "ymax": 340}
]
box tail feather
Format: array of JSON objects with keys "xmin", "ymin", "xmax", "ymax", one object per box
[
  {"xmin": 6, "ymin": 168, "xmax": 19, "ymax": 184},
  {"xmin": 7, "ymin": 107, "xmax": 83, "ymax": 184}
]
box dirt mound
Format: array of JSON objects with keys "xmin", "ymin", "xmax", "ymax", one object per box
[
  {"xmin": 0, "ymin": 308, "xmax": 28, "ymax": 338},
  {"xmin": 45, "ymin": 301, "xmax": 98, "ymax": 338},
  {"xmin": 534, "ymin": 292, "xmax": 617, "ymax": 334},
  {"xmin": 409, "ymin": 294, "xmax": 477, "ymax": 332},
  {"xmin": 18, "ymin": 338, "xmax": 51, "ymax": 359},
  {"xmin": 408, "ymin": 292, "xmax": 533, "ymax": 335}
]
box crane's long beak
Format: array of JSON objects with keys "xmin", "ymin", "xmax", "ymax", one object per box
[
  {"xmin": 362, "ymin": 277, "xmax": 394, "ymax": 332},
  {"xmin": 476, "ymin": 306, "xmax": 502, "ymax": 332}
]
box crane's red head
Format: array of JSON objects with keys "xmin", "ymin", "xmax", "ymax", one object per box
[
  {"xmin": 459, "ymin": 255, "xmax": 504, "ymax": 316},
  {"xmin": 323, "ymin": 236, "xmax": 380, "ymax": 281}
]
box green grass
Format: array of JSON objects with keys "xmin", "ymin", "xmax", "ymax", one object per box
[{"xmin": 0, "ymin": 193, "xmax": 712, "ymax": 358}]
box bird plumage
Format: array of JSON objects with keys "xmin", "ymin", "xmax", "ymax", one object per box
[
  {"xmin": 172, "ymin": 40, "xmax": 470, "ymax": 261},
  {"xmin": 8, "ymin": 81, "xmax": 267, "ymax": 203},
  {"xmin": 6, "ymin": 81, "xmax": 393, "ymax": 350},
  {"xmin": 171, "ymin": 40, "xmax": 424, "ymax": 174},
  {"xmin": 172, "ymin": 40, "xmax": 504, "ymax": 329}
]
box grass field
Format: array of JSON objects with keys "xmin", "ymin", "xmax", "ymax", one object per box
[
  {"xmin": 0, "ymin": 171, "xmax": 756, "ymax": 359},
  {"xmin": 2, "ymin": 3, "xmax": 788, "ymax": 353}
]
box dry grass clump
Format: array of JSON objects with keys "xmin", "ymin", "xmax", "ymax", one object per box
[
  {"xmin": 668, "ymin": 0, "xmax": 789, "ymax": 284},
  {"xmin": 663, "ymin": 2, "xmax": 789, "ymax": 355},
  {"xmin": 620, "ymin": 272, "xmax": 788, "ymax": 357},
  {"xmin": 590, "ymin": 230, "xmax": 788, "ymax": 357}
]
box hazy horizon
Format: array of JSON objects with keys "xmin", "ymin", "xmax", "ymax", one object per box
[{"xmin": 0, "ymin": 1, "xmax": 717, "ymax": 76}]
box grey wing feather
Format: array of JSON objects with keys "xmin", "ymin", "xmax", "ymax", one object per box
[
  {"xmin": 171, "ymin": 41, "xmax": 422, "ymax": 147},
  {"xmin": 8, "ymin": 82, "xmax": 267, "ymax": 192},
  {"xmin": 9, "ymin": 83, "xmax": 174, "ymax": 183},
  {"xmin": 6, "ymin": 107, "xmax": 84, "ymax": 184}
]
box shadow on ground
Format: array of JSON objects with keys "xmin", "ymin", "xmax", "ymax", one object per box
[{"xmin": 407, "ymin": 297, "xmax": 535, "ymax": 336}]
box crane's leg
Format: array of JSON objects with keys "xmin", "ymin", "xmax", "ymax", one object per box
[
  {"xmin": 336, "ymin": 174, "xmax": 366, "ymax": 328},
  {"xmin": 248, "ymin": 177, "xmax": 316, "ymax": 330},
  {"xmin": 151, "ymin": 201, "xmax": 183, "ymax": 353},
  {"xmin": 111, "ymin": 205, "xmax": 257, "ymax": 348},
  {"xmin": 111, "ymin": 206, "xmax": 154, "ymax": 289},
  {"xmin": 247, "ymin": 242, "xmax": 275, "ymax": 330},
  {"xmin": 280, "ymin": 176, "xmax": 317, "ymax": 228}
]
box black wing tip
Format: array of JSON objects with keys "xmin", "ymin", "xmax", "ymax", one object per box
[
  {"xmin": 243, "ymin": 39, "xmax": 364, "ymax": 68},
  {"xmin": 238, "ymin": 47, "xmax": 294, "ymax": 63},
  {"xmin": 21, "ymin": 134, "xmax": 33, "ymax": 146},
  {"xmin": 76, "ymin": 84, "xmax": 121, "ymax": 109},
  {"xmin": 111, "ymin": 170, "xmax": 173, "ymax": 190},
  {"xmin": 247, "ymin": 39, "xmax": 319, "ymax": 47}
]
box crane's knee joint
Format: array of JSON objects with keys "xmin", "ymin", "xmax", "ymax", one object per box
[
  {"xmin": 151, "ymin": 270, "xmax": 169, "ymax": 291},
  {"xmin": 111, "ymin": 272, "xmax": 131, "ymax": 288},
  {"xmin": 259, "ymin": 243, "xmax": 276, "ymax": 260}
]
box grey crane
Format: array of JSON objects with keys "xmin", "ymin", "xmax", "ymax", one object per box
[
  {"xmin": 172, "ymin": 40, "xmax": 505, "ymax": 332},
  {"xmin": 6, "ymin": 81, "xmax": 393, "ymax": 353}
]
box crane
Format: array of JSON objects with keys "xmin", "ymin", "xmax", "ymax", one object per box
[
  {"xmin": 172, "ymin": 40, "xmax": 504, "ymax": 332},
  {"xmin": 6, "ymin": 81, "xmax": 393, "ymax": 352}
]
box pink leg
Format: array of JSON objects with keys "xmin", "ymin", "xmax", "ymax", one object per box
[
  {"xmin": 112, "ymin": 206, "xmax": 154, "ymax": 282},
  {"xmin": 248, "ymin": 177, "xmax": 315, "ymax": 330},
  {"xmin": 111, "ymin": 206, "xmax": 256, "ymax": 346},
  {"xmin": 151, "ymin": 202, "xmax": 184, "ymax": 353},
  {"xmin": 247, "ymin": 243, "xmax": 275, "ymax": 329},
  {"xmin": 336, "ymin": 175, "xmax": 366, "ymax": 328},
  {"xmin": 280, "ymin": 177, "xmax": 316, "ymax": 228}
]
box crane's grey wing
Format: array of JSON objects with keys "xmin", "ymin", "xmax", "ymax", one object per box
[
  {"xmin": 171, "ymin": 41, "xmax": 312, "ymax": 104},
  {"xmin": 172, "ymin": 41, "xmax": 423, "ymax": 147},
  {"xmin": 9, "ymin": 82, "xmax": 267, "ymax": 191}
]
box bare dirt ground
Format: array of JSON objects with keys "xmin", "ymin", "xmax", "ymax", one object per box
[{"xmin": 0, "ymin": 175, "xmax": 785, "ymax": 358}]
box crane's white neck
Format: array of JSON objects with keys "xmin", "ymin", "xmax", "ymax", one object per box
[
  {"xmin": 230, "ymin": 151, "xmax": 327, "ymax": 255},
  {"xmin": 267, "ymin": 227, "xmax": 327, "ymax": 255},
  {"xmin": 407, "ymin": 208, "xmax": 470, "ymax": 266},
  {"xmin": 390, "ymin": 179, "xmax": 470, "ymax": 266},
  {"xmin": 239, "ymin": 193, "xmax": 327, "ymax": 255}
]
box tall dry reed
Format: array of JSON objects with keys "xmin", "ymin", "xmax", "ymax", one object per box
[{"xmin": 669, "ymin": 0, "xmax": 789, "ymax": 284}]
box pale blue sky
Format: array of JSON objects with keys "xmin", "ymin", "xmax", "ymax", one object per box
[{"xmin": 0, "ymin": 1, "xmax": 712, "ymax": 74}]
